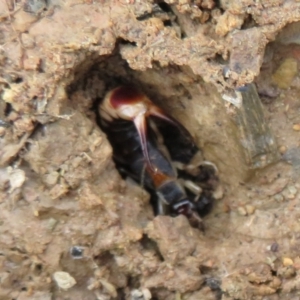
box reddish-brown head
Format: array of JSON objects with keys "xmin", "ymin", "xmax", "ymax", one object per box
[
  {"xmin": 102, "ymin": 86, "xmax": 152, "ymax": 121},
  {"xmin": 109, "ymin": 86, "xmax": 146, "ymax": 109}
]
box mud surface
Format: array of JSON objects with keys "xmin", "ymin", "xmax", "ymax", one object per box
[{"xmin": 1, "ymin": 0, "xmax": 300, "ymax": 299}]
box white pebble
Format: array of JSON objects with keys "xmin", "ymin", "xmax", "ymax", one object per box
[
  {"xmin": 142, "ymin": 289, "xmax": 152, "ymax": 300},
  {"xmin": 274, "ymin": 194, "xmax": 284, "ymax": 202},
  {"xmin": 131, "ymin": 289, "xmax": 152, "ymax": 300},
  {"xmin": 237, "ymin": 206, "xmax": 247, "ymax": 216},
  {"xmin": 245, "ymin": 205, "xmax": 256, "ymax": 215},
  {"xmin": 213, "ymin": 185, "xmax": 224, "ymax": 200},
  {"xmin": 7, "ymin": 167, "xmax": 26, "ymax": 192},
  {"xmin": 53, "ymin": 271, "xmax": 76, "ymax": 290}
]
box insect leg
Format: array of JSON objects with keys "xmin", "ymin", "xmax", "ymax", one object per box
[
  {"xmin": 179, "ymin": 178, "xmax": 202, "ymax": 201},
  {"xmin": 172, "ymin": 200, "xmax": 203, "ymax": 229}
]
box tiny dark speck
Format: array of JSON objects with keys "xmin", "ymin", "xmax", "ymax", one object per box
[
  {"xmin": 70, "ymin": 246, "xmax": 84, "ymax": 259},
  {"xmin": 270, "ymin": 242, "xmax": 279, "ymax": 252}
]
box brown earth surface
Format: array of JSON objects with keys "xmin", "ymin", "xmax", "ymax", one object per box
[{"xmin": 1, "ymin": 0, "xmax": 300, "ymax": 299}]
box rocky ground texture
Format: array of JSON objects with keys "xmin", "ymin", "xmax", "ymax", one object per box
[{"xmin": 2, "ymin": 0, "xmax": 300, "ymax": 299}]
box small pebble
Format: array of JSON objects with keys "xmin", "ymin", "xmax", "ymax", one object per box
[
  {"xmin": 293, "ymin": 124, "xmax": 300, "ymax": 131},
  {"xmin": 202, "ymin": 259, "xmax": 215, "ymax": 268},
  {"xmin": 7, "ymin": 167, "xmax": 26, "ymax": 192},
  {"xmin": 270, "ymin": 242, "xmax": 279, "ymax": 252},
  {"xmin": 213, "ymin": 185, "xmax": 224, "ymax": 200},
  {"xmin": 43, "ymin": 172, "xmax": 59, "ymax": 186},
  {"xmin": 237, "ymin": 206, "xmax": 247, "ymax": 216},
  {"xmin": 47, "ymin": 218, "xmax": 58, "ymax": 230},
  {"xmin": 288, "ymin": 185, "xmax": 297, "ymax": 195},
  {"xmin": 72, "ymin": 156, "xmax": 83, "ymax": 168},
  {"xmin": 282, "ymin": 188, "xmax": 295, "ymax": 200},
  {"xmin": 279, "ymin": 145, "xmax": 287, "ymax": 154},
  {"xmin": 266, "ymin": 255, "xmax": 277, "ymax": 266},
  {"xmin": 245, "ymin": 205, "xmax": 256, "ymax": 215},
  {"xmin": 53, "ymin": 271, "xmax": 76, "ymax": 290},
  {"xmin": 70, "ymin": 246, "xmax": 84, "ymax": 259},
  {"xmin": 131, "ymin": 289, "xmax": 152, "ymax": 300},
  {"xmin": 282, "ymin": 257, "xmax": 294, "ymax": 267},
  {"xmin": 142, "ymin": 289, "xmax": 152, "ymax": 300},
  {"xmin": 274, "ymin": 194, "xmax": 284, "ymax": 202},
  {"xmin": 131, "ymin": 290, "xmax": 143, "ymax": 300}
]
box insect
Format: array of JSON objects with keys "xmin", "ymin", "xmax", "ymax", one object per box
[{"xmin": 98, "ymin": 85, "xmax": 217, "ymax": 228}]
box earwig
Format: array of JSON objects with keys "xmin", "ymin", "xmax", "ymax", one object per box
[
  {"xmin": 98, "ymin": 85, "xmax": 217, "ymax": 228},
  {"xmin": 98, "ymin": 116, "xmax": 201, "ymax": 227}
]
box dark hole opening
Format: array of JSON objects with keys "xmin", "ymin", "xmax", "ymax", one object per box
[
  {"xmin": 4, "ymin": 103, "xmax": 12, "ymax": 117},
  {"xmin": 163, "ymin": 19, "xmax": 172, "ymax": 26},
  {"xmin": 13, "ymin": 77, "xmax": 23, "ymax": 84},
  {"xmin": 67, "ymin": 51, "xmax": 218, "ymax": 228},
  {"xmin": 157, "ymin": 1, "xmax": 172, "ymax": 12}
]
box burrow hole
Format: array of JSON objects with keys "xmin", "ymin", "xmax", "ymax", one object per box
[{"xmin": 66, "ymin": 47, "xmax": 219, "ymax": 217}]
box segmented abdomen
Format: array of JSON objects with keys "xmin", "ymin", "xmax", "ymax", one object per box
[{"xmin": 101, "ymin": 118, "xmax": 177, "ymax": 191}]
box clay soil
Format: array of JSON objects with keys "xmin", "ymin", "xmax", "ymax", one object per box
[{"xmin": 2, "ymin": 0, "xmax": 300, "ymax": 299}]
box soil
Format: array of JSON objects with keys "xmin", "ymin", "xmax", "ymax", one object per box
[{"xmin": 1, "ymin": 0, "xmax": 300, "ymax": 299}]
